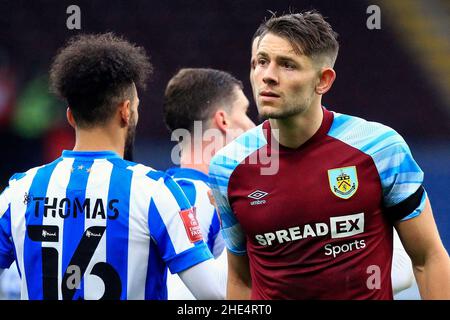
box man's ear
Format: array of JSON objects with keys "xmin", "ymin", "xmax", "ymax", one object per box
[
  {"xmin": 212, "ymin": 109, "xmax": 229, "ymax": 134},
  {"xmin": 66, "ymin": 107, "xmax": 76, "ymax": 129},
  {"xmin": 315, "ymin": 67, "xmax": 336, "ymax": 95},
  {"xmin": 119, "ymin": 99, "xmax": 132, "ymax": 127}
]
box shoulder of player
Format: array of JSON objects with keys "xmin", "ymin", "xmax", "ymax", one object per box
[
  {"xmin": 328, "ymin": 111, "xmax": 407, "ymax": 155},
  {"xmin": 210, "ymin": 123, "xmax": 266, "ymax": 173},
  {"xmin": 173, "ymin": 177, "xmax": 208, "ymax": 191},
  {"xmin": 126, "ymin": 165, "xmax": 190, "ymax": 205},
  {"xmin": 168, "ymin": 173, "xmax": 214, "ymax": 210},
  {"xmin": 3, "ymin": 159, "xmax": 61, "ymax": 202},
  {"xmin": 128, "ymin": 164, "xmax": 186, "ymax": 193},
  {"xmin": 6, "ymin": 160, "xmax": 51, "ymax": 189},
  {"xmin": 125, "ymin": 163, "xmax": 168, "ymax": 183},
  {"xmin": 167, "ymin": 167, "xmax": 210, "ymax": 185}
]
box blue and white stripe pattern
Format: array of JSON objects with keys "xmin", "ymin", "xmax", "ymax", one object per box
[
  {"xmin": 166, "ymin": 167, "xmax": 224, "ymax": 258},
  {"xmin": 328, "ymin": 112, "xmax": 426, "ymax": 220},
  {"xmin": 0, "ymin": 150, "xmax": 212, "ymax": 300},
  {"xmin": 209, "ymin": 124, "xmax": 268, "ymax": 255}
]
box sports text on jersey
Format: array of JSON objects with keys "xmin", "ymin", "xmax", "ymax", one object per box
[{"xmin": 255, "ymin": 212, "xmax": 364, "ymax": 246}]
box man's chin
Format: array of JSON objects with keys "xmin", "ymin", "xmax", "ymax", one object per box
[
  {"xmin": 258, "ymin": 106, "xmax": 285, "ymax": 119},
  {"xmin": 259, "ymin": 104, "xmax": 307, "ymax": 120}
]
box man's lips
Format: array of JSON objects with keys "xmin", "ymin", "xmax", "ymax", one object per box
[
  {"xmin": 259, "ymin": 90, "xmax": 281, "ymax": 103},
  {"xmin": 259, "ymin": 90, "xmax": 280, "ymax": 98}
]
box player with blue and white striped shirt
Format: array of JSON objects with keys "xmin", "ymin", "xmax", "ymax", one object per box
[
  {"xmin": 163, "ymin": 68, "xmax": 255, "ymax": 299},
  {"xmin": 0, "ymin": 34, "xmax": 224, "ymax": 300}
]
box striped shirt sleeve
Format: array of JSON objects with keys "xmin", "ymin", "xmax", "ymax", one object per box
[
  {"xmin": 148, "ymin": 174, "xmax": 213, "ymax": 274},
  {"xmin": 209, "ymin": 154, "xmax": 248, "ymax": 256},
  {"xmin": 0, "ymin": 186, "xmax": 15, "ymax": 268},
  {"xmin": 329, "ymin": 113, "xmax": 426, "ymax": 222},
  {"xmin": 173, "ymin": 178, "xmax": 224, "ymax": 258},
  {"xmin": 370, "ymin": 131, "xmax": 426, "ymax": 221},
  {"xmin": 209, "ymin": 125, "xmax": 268, "ymax": 256}
]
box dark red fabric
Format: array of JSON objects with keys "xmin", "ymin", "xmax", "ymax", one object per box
[{"xmin": 228, "ymin": 109, "xmax": 393, "ymax": 299}]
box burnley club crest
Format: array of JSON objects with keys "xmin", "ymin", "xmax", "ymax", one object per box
[{"xmin": 327, "ymin": 166, "xmax": 358, "ymax": 199}]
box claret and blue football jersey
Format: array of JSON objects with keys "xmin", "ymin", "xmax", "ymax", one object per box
[
  {"xmin": 0, "ymin": 150, "xmax": 213, "ymax": 300},
  {"xmin": 209, "ymin": 107, "xmax": 426, "ymax": 300}
]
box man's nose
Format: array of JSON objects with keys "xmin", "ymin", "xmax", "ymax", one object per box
[{"xmin": 262, "ymin": 62, "xmax": 279, "ymax": 85}]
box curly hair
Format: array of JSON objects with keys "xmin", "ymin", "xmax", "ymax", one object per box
[
  {"xmin": 163, "ymin": 68, "xmax": 243, "ymax": 133},
  {"xmin": 50, "ymin": 33, "xmax": 152, "ymax": 128}
]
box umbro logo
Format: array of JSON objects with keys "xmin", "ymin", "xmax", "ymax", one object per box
[
  {"xmin": 248, "ymin": 190, "xmax": 268, "ymax": 206},
  {"xmin": 248, "ymin": 190, "xmax": 268, "ymax": 200}
]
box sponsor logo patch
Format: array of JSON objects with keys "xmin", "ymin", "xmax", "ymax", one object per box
[
  {"xmin": 180, "ymin": 207, "xmax": 203, "ymax": 243},
  {"xmin": 254, "ymin": 212, "xmax": 365, "ymax": 246},
  {"xmin": 27, "ymin": 225, "xmax": 59, "ymax": 242}
]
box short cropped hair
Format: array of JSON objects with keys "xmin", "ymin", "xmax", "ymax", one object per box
[
  {"xmin": 50, "ymin": 33, "xmax": 152, "ymax": 128},
  {"xmin": 163, "ymin": 68, "xmax": 243, "ymax": 132},
  {"xmin": 257, "ymin": 10, "xmax": 339, "ymax": 66}
]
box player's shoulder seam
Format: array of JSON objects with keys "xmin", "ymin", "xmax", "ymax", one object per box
[
  {"xmin": 126, "ymin": 162, "xmax": 154, "ymax": 175},
  {"xmin": 329, "ymin": 112, "xmax": 405, "ymax": 154},
  {"xmin": 173, "ymin": 177, "xmax": 206, "ymax": 187},
  {"xmin": 8, "ymin": 163, "xmax": 47, "ymax": 187},
  {"xmin": 331, "ymin": 111, "xmax": 395, "ymax": 133},
  {"xmin": 125, "ymin": 163, "xmax": 170, "ymax": 186},
  {"xmin": 211, "ymin": 123, "xmax": 267, "ymax": 167}
]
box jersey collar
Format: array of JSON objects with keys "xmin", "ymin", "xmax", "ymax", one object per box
[
  {"xmin": 62, "ymin": 150, "xmax": 122, "ymax": 159},
  {"xmin": 263, "ymin": 106, "xmax": 334, "ymax": 152}
]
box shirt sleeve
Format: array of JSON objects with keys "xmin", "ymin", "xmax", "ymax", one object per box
[
  {"xmin": 175, "ymin": 179, "xmax": 225, "ymax": 258},
  {"xmin": 0, "ymin": 187, "xmax": 15, "ymax": 268},
  {"xmin": 177, "ymin": 258, "xmax": 226, "ymax": 300},
  {"xmin": 391, "ymin": 229, "xmax": 414, "ymax": 294},
  {"xmin": 210, "ymin": 210, "xmax": 225, "ymax": 258},
  {"xmin": 147, "ymin": 174, "xmax": 213, "ymax": 274},
  {"xmin": 372, "ymin": 131, "xmax": 426, "ymax": 221},
  {"xmin": 209, "ymin": 157, "xmax": 247, "ymax": 256}
]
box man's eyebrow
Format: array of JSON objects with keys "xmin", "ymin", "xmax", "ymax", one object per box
[
  {"xmin": 256, "ymin": 51, "xmax": 298, "ymax": 62},
  {"xmin": 256, "ymin": 51, "xmax": 269, "ymax": 58},
  {"xmin": 276, "ymin": 56, "xmax": 298, "ymax": 63}
]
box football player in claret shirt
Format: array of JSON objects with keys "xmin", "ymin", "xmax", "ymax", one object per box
[
  {"xmin": 163, "ymin": 68, "xmax": 255, "ymax": 299},
  {"xmin": 209, "ymin": 11, "xmax": 450, "ymax": 299},
  {"xmin": 0, "ymin": 33, "xmax": 224, "ymax": 300},
  {"xmin": 249, "ymin": 32, "xmax": 415, "ymax": 299}
]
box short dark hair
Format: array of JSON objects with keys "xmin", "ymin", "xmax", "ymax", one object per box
[
  {"xmin": 50, "ymin": 33, "xmax": 152, "ymax": 128},
  {"xmin": 257, "ymin": 10, "xmax": 339, "ymax": 65},
  {"xmin": 252, "ymin": 22, "xmax": 266, "ymax": 43},
  {"xmin": 163, "ymin": 68, "xmax": 243, "ymax": 132}
]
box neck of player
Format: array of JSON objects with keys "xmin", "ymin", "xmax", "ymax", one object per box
[
  {"xmin": 269, "ymin": 99, "xmax": 323, "ymax": 149},
  {"xmin": 179, "ymin": 139, "xmax": 215, "ymax": 175},
  {"xmin": 72, "ymin": 125, "xmax": 126, "ymax": 158}
]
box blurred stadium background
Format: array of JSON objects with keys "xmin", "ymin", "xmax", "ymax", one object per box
[{"xmin": 0, "ymin": 0, "xmax": 448, "ymax": 299}]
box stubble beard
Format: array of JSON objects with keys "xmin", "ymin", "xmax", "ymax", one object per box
[
  {"xmin": 258, "ymin": 94, "xmax": 313, "ymax": 120},
  {"xmin": 124, "ymin": 117, "xmax": 137, "ymax": 161}
]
